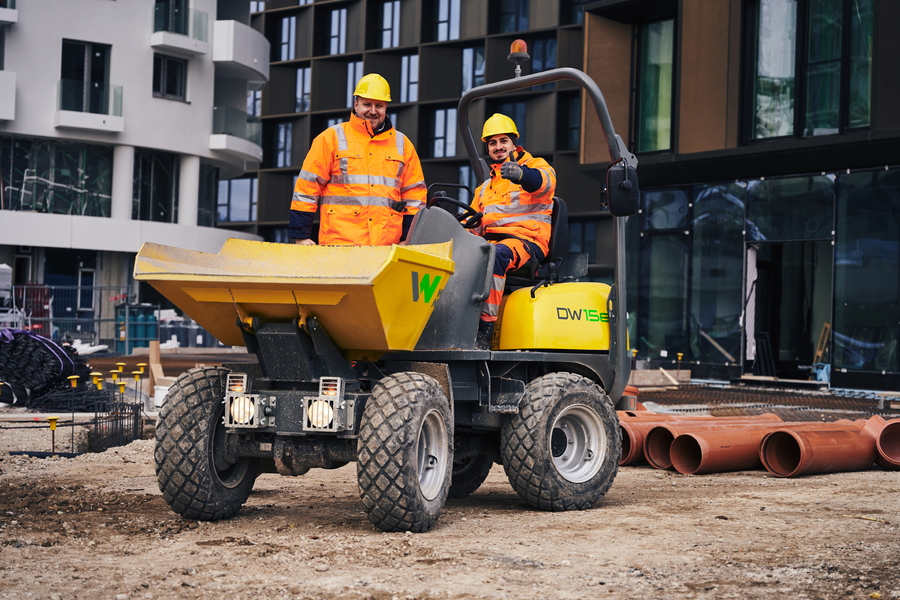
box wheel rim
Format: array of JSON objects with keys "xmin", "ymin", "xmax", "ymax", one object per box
[
  {"xmin": 550, "ymin": 403, "xmax": 606, "ymax": 483},
  {"xmin": 416, "ymin": 408, "xmax": 448, "ymax": 501},
  {"xmin": 211, "ymin": 405, "xmax": 251, "ymax": 489}
]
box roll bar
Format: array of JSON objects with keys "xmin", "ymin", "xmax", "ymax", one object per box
[{"xmin": 456, "ymin": 66, "xmax": 634, "ymax": 404}]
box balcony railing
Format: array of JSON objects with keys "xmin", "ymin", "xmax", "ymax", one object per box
[
  {"xmin": 212, "ymin": 106, "xmax": 262, "ymax": 147},
  {"xmin": 57, "ymin": 80, "xmax": 122, "ymax": 117},
  {"xmin": 153, "ymin": 6, "xmax": 208, "ymax": 42}
]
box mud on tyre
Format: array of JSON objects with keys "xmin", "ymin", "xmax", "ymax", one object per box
[
  {"xmin": 501, "ymin": 372, "xmax": 620, "ymax": 511},
  {"xmin": 357, "ymin": 372, "xmax": 452, "ymax": 532},
  {"xmin": 155, "ymin": 366, "xmax": 259, "ymax": 520}
]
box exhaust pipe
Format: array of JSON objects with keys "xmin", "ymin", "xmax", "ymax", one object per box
[
  {"xmin": 619, "ymin": 414, "xmax": 782, "ymax": 467},
  {"xmin": 760, "ymin": 416, "xmax": 887, "ymax": 478},
  {"xmin": 668, "ymin": 420, "xmax": 858, "ymax": 475},
  {"xmin": 642, "ymin": 414, "xmax": 783, "ymax": 470},
  {"xmin": 875, "ymin": 418, "xmax": 900, "ymax": 471}
]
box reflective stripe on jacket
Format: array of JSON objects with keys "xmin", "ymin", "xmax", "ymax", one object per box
[
  {"xmin": 290, "ymin": 113, "xmax": 426, "ymax": 245},
  {"xmin": 471, "ymin": 147, "xmax": 555, "ymax": 256}
]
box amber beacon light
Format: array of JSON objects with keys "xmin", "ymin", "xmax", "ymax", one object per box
[{"xmin": 508, "ymin": 39, "xmax": 530, "ymax": 77}]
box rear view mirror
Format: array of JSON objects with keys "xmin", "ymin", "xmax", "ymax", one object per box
[{"xmin": 606, "ymin": 162, "xmax": 639, "ymax": 217}]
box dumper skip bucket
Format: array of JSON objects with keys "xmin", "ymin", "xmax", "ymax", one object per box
[{"xmin": 134, "ymin": 239, "xmax": 455, "ymax": 355}]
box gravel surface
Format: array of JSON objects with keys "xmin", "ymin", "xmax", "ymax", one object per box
[{"xmin": 0, "ymin": 431, "xmax": 898, "ymax": 599}]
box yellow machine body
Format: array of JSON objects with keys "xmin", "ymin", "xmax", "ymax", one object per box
[
  {"xmin": 134, "ymin": 238, "xmax": 455, "ymax": 354},
  {"xmin": 496, "ymin": 282, "xmax": 612, "ymax": 351}
]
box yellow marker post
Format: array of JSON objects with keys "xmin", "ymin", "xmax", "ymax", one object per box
[
  {"xmin": 132, "ymin": 371, "xmax": 142, "ymax": 406},
  {"xmin": 46, "ymin": 417, "xmax": 59, "ymax": 457},
  {"xmin": 676, "ymin": 353, "xmax": 684, "ymax": 381},
  {"xmin": 109, "ymin": 370, "xmax": 120, "ymax": 401},
  {"xmin": 67, "ymin": 375, "xmax": 79, "ymax": 450},
  {"xmin": 137, "ymin": 363, "xmax": 147, "ymax": 374},
  {"xmin": 90, "ymin": 372, "xmax": 102, "ymax": 386},
  {"xmin": 116, "ymin": 362, "xmax": 126, "ymax": 373}
]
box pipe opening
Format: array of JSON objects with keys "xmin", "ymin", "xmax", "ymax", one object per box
[
  {"xmin": 878, "ymin": 422, "xmax": 900, "ymax": 466},
  {"xmin": 671, "ymin": 434, "xmax": 702, "ymax": 475},
  {"xmin": 619, "ymin": 425, "xmax": 633, "ymax": 465},
  {"xmin": 645, "ymin": 427, "xmax": 675, "ymax": 469},
  {"xmin": 762, "ymin": 431, "xmax": 801, "ymax": 477}
]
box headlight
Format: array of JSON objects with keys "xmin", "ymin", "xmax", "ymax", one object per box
[
  {"xmin": 230, "ymin": 396, "xmax": 255, "ymax": 425},
  {"xmin": 307, "ymin": 400, "xmax": 334, "ymax": 429}
]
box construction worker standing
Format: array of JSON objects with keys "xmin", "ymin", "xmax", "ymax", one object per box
[
  {"xmin": 472, "ymin": 113, "xmax": 556, "ymax": 350},
  {"xmin": 289, "ymin": 74, "xmax": 426, "ymax": 245}
]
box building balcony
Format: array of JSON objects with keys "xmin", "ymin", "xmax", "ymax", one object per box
[
  {"xmin": 212, "ymin": 20, "xmax": 269, "ymax": 89},
  {"xmin": 0, "ymin": 0, "xmax": 16, "ymax": 26},
  {"xmin": 54, "ymin": 80, "xmax": 124, "ymax": 133},
  {"xmin": 150, "ymin": 7, "xmax": 209, "ymax": 57},
  {"xmin": 0, "ymin": 71, "xmax": 14, "ymax": 121},
  {"xmin": 209, "ymin": 105, "xmax": 263, "ymax": 164}
]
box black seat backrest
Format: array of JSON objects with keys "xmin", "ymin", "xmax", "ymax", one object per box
[{"xmin": 547, "ymin": 197, "xmax": 569, "ymax": 264}]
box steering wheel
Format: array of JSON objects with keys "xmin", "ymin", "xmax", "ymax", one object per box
[{"xmin": 427, "ymin": 192, "xmax": 482, "ymax": 230}]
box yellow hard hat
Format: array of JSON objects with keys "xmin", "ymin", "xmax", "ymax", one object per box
[
  {"xmin": 353, "ymin": 73, "xmax": 391, "ymax": 102},
  {"xmin": 481, "ymin": 113, "xmax": 519, "ymax": 142}
]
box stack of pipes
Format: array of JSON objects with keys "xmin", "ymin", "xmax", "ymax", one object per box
[{"xmin": 617, "ymin": 409, "xmax": 900, "ymax": 478}]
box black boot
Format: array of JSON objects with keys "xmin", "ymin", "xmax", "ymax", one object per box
[{"xmin": 475, "ymin": 320, "xmax": 494, "ymax": 350}]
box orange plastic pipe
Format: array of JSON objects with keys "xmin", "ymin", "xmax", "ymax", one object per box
[
  {"xmin": 642, "ymin": 414, "xmax": 784, "ymax": 469},
  {"xmin": 668, "ymin": 420, "xmax": 860, "ymax": 475},
  {"xmin": 876, "ymin": 418, "xmax": 900, "ymax": 471},
  {"xmin": 619, "ymin": 414, "xmax": 782, "ymax": 467},
  {"xmin": 760, "ymin": 416, "xmax": 887, "ymax": 478}
]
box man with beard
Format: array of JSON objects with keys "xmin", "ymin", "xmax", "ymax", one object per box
[
  {"xmin": 471, "ymin": 113, "xmax": 556, "ymax": 350},
  {"xmin": 289, "ymin": 74, "xmax": 426, "ymax": 246}
]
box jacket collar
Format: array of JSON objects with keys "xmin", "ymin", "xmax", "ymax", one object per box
[{"xmin": 349, "ymin": 112, "xmax": 394, "ymax": 139}]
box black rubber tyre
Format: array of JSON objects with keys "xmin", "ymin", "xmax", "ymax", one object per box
[
  {"xmin": 155, "ymin": 366, "xmax": 259, "ymax": 521},
  {"xmin": 448, "ymin": 454, "xmax": 493, "ymax": 499},
  {"xmin": 501, "ymin": 372, "xmax": 620, "ymax": 511},
  {"xmin": 357, "ymin": 372, "xmax": 452, "ymax": 532}
]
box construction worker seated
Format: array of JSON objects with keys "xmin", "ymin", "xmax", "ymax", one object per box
[
  {"xmin": 472, "ymin": 113, "xmax": 556, "ymax": 350},
  {"xmin": 289, "ymin": 73, "xmax": 427, "ymax": 246}
]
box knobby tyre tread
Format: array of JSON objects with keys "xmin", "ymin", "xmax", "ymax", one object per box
[
  {"xmin": 500, "ymin": 372, "xmax": 620, "ymax": 511},
  {"xmin": 357, "ymin": 372, "xmax": 452, "ymax": 533},
  {"xmin": 448, "ymin": 454, "xmax": 493, "ymax": 499},
  {"xmin": 155, "ymin": 366, "xmax": 258, "ymax": 521}
]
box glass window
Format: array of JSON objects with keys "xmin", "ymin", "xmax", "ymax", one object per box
[
  {"xmin": 531, "ymin": 38, "xmax": 557, "ymax": 90},
  {"xmin": 280, "ymin": 16, "xmax": 296, "ymax": 61},
  {"xmin": 434, "ymin": 0, "xmax": 460, "ymax": 41},
  {"xmin": 689, "ymin": 184, "xmax": 745, "ymax": 363},
  {"xmin": 565, "ymin": 96, "xmax": 580, "ymax": 150},
  {"xmin": 833, "ymin": 169, "xmax": 900, "ymax": 372},
  {"xmin": 274, "ymin": 123, "xmax": 292, "ymax": 168},
  {"xmin": 848, "ymin": 0, "xmax": 874, "ymax": 128},
  {"xmin": 346, "ymin": 61, "xmax": 363, "ymax": 107},
  {"xmin": 133, "ymin": 150, "xmax": 179, "ymax": 223},
  {"xmin": 250, "ymin": 1, "xmax": 265, "ymax": 13},
  {"xmin": 197, "ymin": 163, "xmax": 218, "ymax": 227},
  {"xmin": 563, "ymin": 0, "xmax": 591, "ymax": 25},
  {"xmin": 430, "ymin": 108, "xmax": 457, "ymax": 158},
  {"xmin": 499, "ymin": 0, "xmax": 528, "ymax": 33},
  {"xmin": 154, "ymin": 0, "xmax": 188, "ymax": 34},
  {"xmin": 745, "ymin": 174, "xmax": 834, "ymax": 241},
  {"xmin": 751, "ymin": 0, "xmax": 797, "ymax": 139},
  {"xmin": 635, "ymin": 19, "xmax": 674, "ymax": 152},
  {"xmin": 497, "ymin": 101, "xmax": 526, "ymax": 141},
  {"xmin": 330, "ymin": 8, "xmax": 347, "ymax": 55},
  {"xmin": 400, "ymin": 55, "xmax": 418, "ymax": 103},
  {"xmin": 247, "ymin": 89, "xmax": 262, "ymax": 117},
  {"xmin": 327, "ymin": 117, "xmax": 342, "ymax": 128},
  {"xmin": 461, "ymin": 47, "xmax": 485, "ymax": 94},
  {"xmin": 60, "ymin": 40, "xmax": 110, "ymax": 114},
  {"xmin": 381, "ymin": 0, "xmax": 400, "ymax": 48},
  {"xmin": 152, "ymin": 54, "xmax": 187, "ymax": 101},
  {"xmin": 804, "ymin": 0, "xmax": 842, "ymax": 137},
  {"xmin": 217, "ymin": 177, "xmax": 258, "ymax": 223},
  {"xmin": 569, "ymin": 220, "xmax": 598, "ymax": 263},
  {"xmin": 458, "ymin": 164, "xmax": 476, "ymax": 204},
  {"xmin": 639, "ymin": 232, "xmax": 690, "ymax": 361},
  {"xmin": 295, "ymin": 67, "xmax": 311, "ymax": 112}
]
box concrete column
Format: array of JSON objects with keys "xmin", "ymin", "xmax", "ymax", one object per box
[
  {"xmin": 110, "ymin": 145, "xmax": 135, "ymax": 221},
  {"xmin": 178, "ymin": 154, "xmax": 201, "ymax": 227}
]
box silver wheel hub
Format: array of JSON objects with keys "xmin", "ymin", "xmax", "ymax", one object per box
[
  {"xmin": 417, "ymin": 408, "xmax": 448, "ymax": 500},
  {"xmin": 550, "ymin": 404, "xmax": 606, "ymax": 483}
]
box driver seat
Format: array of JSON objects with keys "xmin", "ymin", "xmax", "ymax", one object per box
[{"xmin": 496, "ymin": 197, "xmax": 589, "ymax": 288}]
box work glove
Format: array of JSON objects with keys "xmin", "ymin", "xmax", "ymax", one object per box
[
  {"xmin": 500, "ymin": 160, "xmax": 523, "ymax": 183},
  {"xmin": 390, "ymin": 200, "xmax": 407, "ymax": 213}
]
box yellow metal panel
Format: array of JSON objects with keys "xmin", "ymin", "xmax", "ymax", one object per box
[
  {"xmin": 134, "ymin": 240, "xmax": 454, "ymax": 352},
  {"xmin": 498, "ymin": 282, "xmax": 612, "ymax": 351}
]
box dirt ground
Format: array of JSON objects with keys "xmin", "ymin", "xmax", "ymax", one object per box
[{"xmin": 0, "ymin": 429, "xmax": 899, "ymax": 600}]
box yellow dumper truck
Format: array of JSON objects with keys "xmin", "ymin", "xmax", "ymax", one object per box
[{"xmin": 136, "ymin": 49, "xmax": 639, "ymax": 533}]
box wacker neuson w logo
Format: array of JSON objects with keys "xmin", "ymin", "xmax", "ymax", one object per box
[
  {"xmin": 556, "ymin": 307, "xmax": 609, "ymax": 322},
  {"xmin": 411, "ymin": 272, "xmax": 442, "ymax": 303}
]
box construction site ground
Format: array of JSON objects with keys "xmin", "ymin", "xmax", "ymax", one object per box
[{"xmin": 1, "ymin": 382, "xmax": 899, "ymax": 599}]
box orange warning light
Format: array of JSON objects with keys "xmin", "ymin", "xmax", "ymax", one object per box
[{"xmin": 510, "ymin": 39, "xmax": 528, "ymax": 54}]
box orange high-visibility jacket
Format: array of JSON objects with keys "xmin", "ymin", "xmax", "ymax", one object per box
[
  {"xmin": 290, "ymin": 113, "xmax": 427, "ymax": 245},
  {"xmin": 471, "ymin": 148, "xmax": 556, "ymax": 256}
]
